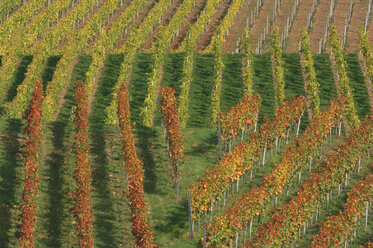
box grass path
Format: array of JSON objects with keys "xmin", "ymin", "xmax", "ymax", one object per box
[
  {"xmin": 283, "ymin": 53, "xmax": 309, "ymax": 131},
  {"xmin": 221, "ymin": 53, "xmax": 244, "ymax": 112},
  {"xmin": 187, "ymin": 53, "xmax": 214, "ymax": 128},
  {"xmin": 89, "ymin": 54, "xmax": 133, "ymax": 247},
  {"xmin": 345, "ymin": 53, "xmax": 371, "ymax": 120},
  {"xmin": 252, "ymin": 53, "xmax": 275, "ymax": 124},
  {"xmin": 313, "ymin": 54, "xmax": 339, "ymax": 111}
]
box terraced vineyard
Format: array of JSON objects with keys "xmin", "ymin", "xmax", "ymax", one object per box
[{"xmin": 0, "ymin": 0, "xmax": 373, "ymax": 247}]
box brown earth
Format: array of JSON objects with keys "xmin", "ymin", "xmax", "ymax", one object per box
[
  {"xmin": 141, "ymin": 0, "xmax": 182, "ymax": 50},
  {"xmin": 262, "ymin": 0, "xmax": 297, "ymax": 53},
  {"xmin": 250, "ymin": 0, "xmax": 274, "ymax": 53},
  {"xmin": 272, "ymin": 0, "xmax": 298, "ymax": 35},
  {"xmin": 168, "ymin": 0, "xmax": 209, "ymax": 51},
  {"xmin": 309, "ymin": 0, "xmax": 333, "ymax": 53},
  {"xmin": 330, "ymin": 0, "xmax": 351, "ymax": 44},
  {"xmin": 195, "ymin": 0, "xmax": 233, "ymax": 52},
  {"xmin": 346, "ymin": 0, "xmax": 370, "ymax": 53},
  {"xmin": 223, "ymin": 0, "xmax": 257, "ymax": 53},
  {"xmin": 285, "ymin": 0, "xmax": 314, "ymax": 53}
]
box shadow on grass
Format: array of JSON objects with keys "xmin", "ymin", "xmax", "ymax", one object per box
[
  {"xmin": 42, "ymin": 54, "xmax": 92, "ymax": 247},
  {"xmin": 43, "ymin": 120, "xmax": 71, "ymax": 247},
  {"xmin": 187, "ymin": 132, "xmax": 217, "ymax": 156},
  {"xmin": 41, "ymin": 56, "xmax": 62, "ymax": 92},
  {"xmin": 0, "ymin": 119, "xmax": 23, "ymax": 247},
  {"xmin": 135, "ymin": 126, "xmax": 158, "ymax": 194},
  {"xmin": 89, "ymin": 54, "xmax": 124, "ymax": 247},
  {"xmin": 5, "ymin": 56, "xmax": 33, "ymax": 102},
  {"xmin": 154, "ymin": 197, "xmax": 189, "ymax": 237}
]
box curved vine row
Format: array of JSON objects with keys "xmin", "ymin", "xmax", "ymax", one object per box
[
  {"xmin": 211, "ymin": 32, "xmax": 225, "ymax": 127},
  {"xmin": 206, "ymin": 96, "xmax": 344, "ymax": 247},
  {"xmin": 310, "ymin": 170, "xmax": 373, "ymax": 247},
  {"xmin": 190, "ymin": 97, "xmax": 305, "ymax": 222},
  {"xmin": 117, "ymin": 82, "xmax": 158, "ymax": 247},
  {"xmin": 301, "ymin": 27, "xmax": 320, "ymax": 116},
  {"xmin": 18, "ymin": 79, "xmax": 44, "ymax": 248},
  {"xmin": 204, "ymin": 0, "xmax": 244, "ymax": 52},
  {"xmin": 219, "ymin": 94, "xmax": 261, "ymax": 142},
  {"xmin": 72, "ymin": 81, "xmax": 93, "ymax": 248},
  {"xmin": 177, "ymin": 32, "xmax": 194, "ymax": 128},
  {"xmin": 247, "ymin": 109, "xmax": 373, "ymax": 247},
  {"xmin": 82, "ymin": 0, "xmax": 147, "ymax": 122},
  {"xmin": 160, "ymin": 86, "xmax": 185, "ymax": 182},
  {"xmin": 358, "ymin": 27, "xmax": 373, "ymax": 86},
  {"xmin": 1, "ymin": 0, "xmax": 101, "ymax": 118},
  {"xmin": 141, "ymin": 0, "xmax": 197, "ymax": 126},
  {"xmin": 0, "ymin": 0, "xmax": 98, "ymax": 104},
  {"xmin": 106, "ymin": 0, "xmax": 172, "ymax": 125},
  {"xmin": 272, "ymin": 27, "xmax": 285, "ymax": 106},
  {"xmin": 242, "ymin": 27, "xmax": 253, "ymax": 96},
  {"xmin": 329, "ymin": 25, "xmax": 360, "ymax": 130}
]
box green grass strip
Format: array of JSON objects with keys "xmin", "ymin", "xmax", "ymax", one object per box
[
  {"xmin": 283, "ymin": 53, "xmax": 309, "ymax": 131},
  {"xmin": 252, "ymin": 53, "xmax": 275, "ymax": 124},
  {"xmin": 187, "ymin": 53, "xmax": 214, "ymax": 128},
  {"xmin": 345, "ymin": 53, "xmax": 371, "ymax": 121},
  {"xmin": 313, "ymin": 54, "xmax": 338, "ymax": 111},
  {"xmin": 129, "ymin": 53, "xmax": 154, "ymax": 125},
  {"xmin": 220, "ymin": 54, "xmax": 244, "ymax": 113}
]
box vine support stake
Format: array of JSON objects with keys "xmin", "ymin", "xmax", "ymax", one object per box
[
  {"xmin": 366, "ymin": 201, "xmax": 369, "ymax": 230},
  {"xmin": 176, "ymin": 155, "xmax": 179, "ymax": 203},
  {"xmin": 187, "ymin": 190, "xmax": 194, "ymax": 239},
  {"xmin": 203, "ymin": 228, "xmax": 206, "ymax": 248},
  {"xmin": 218, "ymin": 116, "xmax": 222, "ymax": 160}
]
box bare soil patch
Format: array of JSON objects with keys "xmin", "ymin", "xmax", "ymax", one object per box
[
  {"xmin": 309, "ymin": 0, "xmax": 333, "ymax": 53},
  {"xmin": 330, "ymin": 0, "xmax": 351, "ymax": 43},
  {"xmin": 346, "ymin": 0, "xmax": 370, "ymax": 53},
  {"xmin": 222, "ymin": 0, "xmax": 257, "ymax": 53},
  {"xmin": 285, "ymin": 0, "xmax": 314, "ymax": 53},
  {"xmin": 249, "ymin": 0, "xmax": 274, "ymax": 52}
]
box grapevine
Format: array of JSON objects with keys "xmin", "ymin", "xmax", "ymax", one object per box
[
  {"xmin": 117, "ymin": 82, "xmax": 158, "ymax": 247},
  {"xmin": 301, "ymin": 27, "xmax": 320, "ymax": 116},
  {"xmin": 329, "ymin": 25, "xmax": 360, "ymax": 130},
  {"xmin": 272, "ymin": 27, "xmax": 285, "ymax": 106},
  {"xmin": 72, "ymin": 81, "xmax": 93, "ymax": 248}
]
